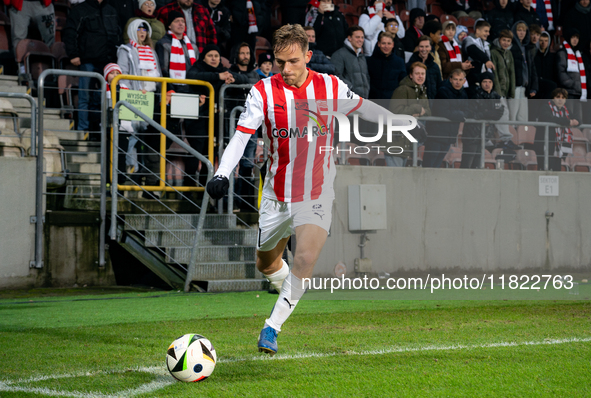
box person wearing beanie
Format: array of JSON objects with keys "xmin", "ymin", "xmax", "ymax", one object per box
[
  {"xmin": 117, "ymin": 19, "xmax": 163, "ymax": 93},
  {"xmin": 438, "ymin": 20, "xmax": 473, "ymax": 80},
  {"xmin": 186, "ymin": 43, "xmax": 251, "ymax": 202},
  {"xmin": 156, "ymin": 0, "xmax": 217, "ymax": 54},
  {"xmin": 155, "ymin": 11, "xmax": 198, "ymax": 92},
  {"xmin": 123, "ymin": 0, "xmax": 166, "ymax": 43},
  {"xmin": 461, "ymin": 72, "xmax": 506, "ymax": 168},
  {"xmin": 402, "ymin": 8, "xmax": 426, "ymax": 52},
  {"xmin": 256, "ymin": 52, "xmax": 275, "ymax": 78},
  {"xmin": 533, "ymin": 31, "xmax": 557, "ymax": 100},
  {"xmin": 564, "ymin": 0, "xmax": 591, "ymax": 50}
]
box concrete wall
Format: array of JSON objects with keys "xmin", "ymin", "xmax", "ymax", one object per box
[
  {"xmin": 0, "ymin": 157, "xmax": 36, "ymax": 288},
  {"xmin": 316, "ymin": 166, "xmax": 591, "ymax": 277}
]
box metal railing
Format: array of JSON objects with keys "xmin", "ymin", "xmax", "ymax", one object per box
[
  {"xmin": 110, "ymin": 100, "xmax": 213, "ymax": 292},
  {"xmin": 37, "ymin": 69, "xmax": 108, "ymax": 268},
  {"xmin": 0, "ymin": 92, "xmax": 39, "ymax": 266},
  {"xmin": 109, "ymin": 74, "xmax": 214, "ymax": 193},
  {"xmin": 415, "ymin": 117, "xmax": 591, "ymax": 170}
]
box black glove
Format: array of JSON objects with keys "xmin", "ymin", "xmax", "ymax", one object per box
[{"xmin": 206, "ymin": 175, "xmax": 229, "ymax": 200}]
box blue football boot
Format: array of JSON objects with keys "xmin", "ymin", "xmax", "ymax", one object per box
[{"xmin": 257, "ymin": 325, "xmax": 278, "ymax": 355}]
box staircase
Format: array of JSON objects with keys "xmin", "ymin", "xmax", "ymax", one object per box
[{"xmin": 121, "ymin": 213, "xmax": 266, "ymax": 292}]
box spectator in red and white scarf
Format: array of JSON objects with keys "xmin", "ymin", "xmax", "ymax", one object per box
[
  {"xmin": 358, "ymin": 0, "xmax": 405, "ymax": 56},
  {"xmin": 535, "ymin": 88, "xmax": 579, "ymax": 170},
  {"xmin": 156, "ymin": 0, "xmax": 217, "ymax": 53},
  {"xmin": 155, "ymin": 11, "xmax": 198, "ymax": 92},
  {"xmin": 402, "ymin": 8, "xmax": 426, "ymax": 52},
  {"xmin": 118, "ymin": 20, "xmax": 163, "ymax": 93},
  {"xmin": 557, "ymin": 28, "xmax": 586, "ymax": 102},
  {"xmin": 437, "ymin": 20, "xmax": 473, "ymax": 80}
]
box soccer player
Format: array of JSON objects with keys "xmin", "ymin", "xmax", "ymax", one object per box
[{"xmin": 206, "ymin": 24, "xmax": 414, "ymax": 355}]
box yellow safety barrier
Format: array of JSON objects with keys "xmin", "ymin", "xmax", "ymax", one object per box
[{"xmin": 110, "ymin": 74, "xmax": 215, "ymax": 192}]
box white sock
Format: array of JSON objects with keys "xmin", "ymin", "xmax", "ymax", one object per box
[
  {"xmin": 264, "ymin": 259, "xmax": 289, "ymax": 293},
  {"xmin": 265, "ymin": 272, "xmax": 306, "ymax": 332}
]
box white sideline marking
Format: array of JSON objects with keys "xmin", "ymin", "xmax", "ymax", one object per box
[{"xmin": 1, "ymin": 337, "xmax": 589, "ymax": 397}]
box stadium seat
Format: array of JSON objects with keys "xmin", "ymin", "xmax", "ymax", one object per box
[
  {"xmin": 483, "ymin": 149, "xmax": 496, "ymax": 169},
  {"xmin": 15, "ymin": 39, "xmax": 56, "ymax": 85},
  {"xmin": 0, "ymin": 24, "xmax": 9, "ymax": 52},
  {"xmin": 399, "ymin": 10, "xmax": 410, "ymax": 29},
  {"xmin": 370, "ymin": 151, "xmax": 386, "ymax": 166},
  {"xmin": 440, "ymin": 14, "xmax": 459, "ymax": 25},
  {"xmin": 55, "ymin": 16, "xmax": 67, "ymax": 43},
  {"xmin": 443, "ymin": 145, "xmax": 462, "ymax": 168},
  {"xmin": 255, "ymin": 36, "xmax": 272, "ymax": 63},
  {"xmin": 491, "ymin": 148, "xmax": 512, "ymax": 169},
  {"xmin": 512, "ymin": 149, "xmax": 538, "ymax": 170},
  {"xmin": 344, "ymin": 143, "xmax": 371, "ymax": 166},
  {"xmin": 513, "ymin": 125, "xmax": 536, "ymax": 147},
  {"xmin": 567, "ymin": 144, "xmax": 591, "ymax": 172},
  {"xmin": 459, "ymin": 16, "xmax": 476, "ymax": 32}
]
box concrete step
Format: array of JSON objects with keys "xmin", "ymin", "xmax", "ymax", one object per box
[
  {"xmin": 143, "ymin": 229, "xmax": 257, "ymax": 248},
  {"xmin": 5, "ymin": 96, "xmax": 37, "ymax": 108},
  {"xmin": 181, "ymin": 261, "xmax": 261, "ymax": 280},
  {"xmin": 66, "ymin": 152, "xmax": 101, "ymax": 164},
  {"xmin": 61, "ymin": 140, "xmax": 102, "ymax": 153},
  {"xmin": 0, "ymin": 85, "xmax": 28, "ymax": 94},
  {"xmin": 124, "ymin": 214, "xmax": 238, "ymax": 231},
  {"xmin": 67, "ymin": 162, "xmax": 102, "ymax": 174},
  {"xmin": 0, "ymin": 76, "xmax": 21, "ymax": 88},
  {"xmin": 47, "ymin": 128, "xmax": 85, "ymax": 141},
  {"xmin": 166, "ymin": 245, "xmax": 256, "ymax": 263},
  {"xmin": 193, "ymin": 278, "xmax": 268, "ymax": 293}
]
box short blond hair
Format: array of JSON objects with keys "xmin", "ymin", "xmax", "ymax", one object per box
[{"xmin": 273, "ymin": 24, "xmax": 309, "ymax": 55}]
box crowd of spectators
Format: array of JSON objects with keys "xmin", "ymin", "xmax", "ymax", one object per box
[{"xmin": 6, "ymin": 0, "xmax": 591, "ymax": 191}]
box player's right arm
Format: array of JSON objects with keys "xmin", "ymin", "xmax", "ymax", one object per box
[{"xmin": 206, "ymin": 85, "xmax": 265, "ymax": 200}]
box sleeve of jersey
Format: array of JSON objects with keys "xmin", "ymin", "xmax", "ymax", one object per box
[
  {"xmin": 335, "ymin": 76, "xmax": 363, "ymax": 116},
  {"xmin": 215, "ymin": 131, "xmax": 252, "ymax": 179},
  {"xmin": 236, "ymin": 85, "xmax": 265, "ymax": 135}
]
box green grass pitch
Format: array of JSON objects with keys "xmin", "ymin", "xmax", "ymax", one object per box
[{"xmin": 0, "ymin": 288, "xmax": 589, "ymax": 397}]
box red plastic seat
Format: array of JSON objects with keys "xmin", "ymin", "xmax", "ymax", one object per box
[
  {"xmin": 513, "ymin": 149, "xmax": 538, "ymax": 170},
  {"xmin": 567, "ymin": 145, "xmax": 591, "ymax": 172},
  {"xmin": 440, "ymin": 14, "xmax": 459, "ymax": 25},
  {"xmin": 15, "ymin": 39, "xmax": 56, "ymax": 81},
  {"xmin": 443, "ymin": 145, "xmax": 462, "ymax": 168}
]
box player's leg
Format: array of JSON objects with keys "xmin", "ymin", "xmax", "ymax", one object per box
[
  {"xmin": 256, "ymin": 197, "xmax": 292, "ymax": 293},
  {"xmin": 257, "ymin": 237, "xmax": 290, "ymax": 293},
  {"xmin": 258, "ymin": 224, "xmax": 328, "ymax": 355}
]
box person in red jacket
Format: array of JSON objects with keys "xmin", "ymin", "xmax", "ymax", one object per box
[{"xmin": 5, "ymin": 0, "xmax": 55, "ymax": 53}]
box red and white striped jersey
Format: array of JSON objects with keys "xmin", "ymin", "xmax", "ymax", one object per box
[{"xmin": 236, "ymin": 69, "xmax": 363, "ymax": 203}]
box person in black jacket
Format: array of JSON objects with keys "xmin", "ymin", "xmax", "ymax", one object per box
[
  {"xmin": 384, "ymin": 18, "xmax": 405, "ymax": 59},
  {"xmin": 367, "ymin": 32, "xmax": 407, "ymax": 99},
  {"xmin": 63, "ymin": 0, "xmax": 120, "ymax": 132},
  {"xmin": 423, "ymin": 69, "xmax": 469, "ymax": 168},
  {"xmin": 564, "ymin": 0, "xmax": 591, "ymax": 50},
  {"xmin": 485, "ymin": 0, "xmax": 514, "ymax": 40},
  {"xmin": 534, "ymin": 88, "xmax": 579, "ymax": 170},
  {"xmin": 107, "ymin": 0, "xmax": 137, "ymax": 35},
  {"xmin": 313, "ymin": 0, "xmax": 349, "ymax": 56},
  {"xmin": 509, "ymin": 20, "xmax": 538, "ymax": 122},
  {"xmin": 402, "ymin": 8, "xmax": 426, "ymax": 52},
  {"xmin": 461, "ymin": 72, "xmax": 505, "ymax": 168},
  {"xmin": 303, "ymin": 26, "xmax": 335, "ymax": 74},
  {"xmin": 533, "ymin": 31, "xmax": 557, "ymax": 100},
  {"xmin": 406, "ymin": 36, "xmax": 442, "ymax": 100},
  {"xmin": 513, "ymin": 0, "xmax": 541, "ymax": 27},
  {"xmin": 201, "ymin": 0, "xmax": 232, "ymax": 55},
  {"xmin": 185, "ymin": 44, "xmax": 251, "ymax": 187},
  {"xmin": 227, "ymin": 0, "xmax": 271, "ymax": 54},
  {"xmin": 462, "ymin": 20, "xmax": 495, "ymax": 90}
]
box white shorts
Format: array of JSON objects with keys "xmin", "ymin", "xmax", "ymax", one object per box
[{"xmin": 257, "ymin": 196, "xmax": 333, "ymax": 252}]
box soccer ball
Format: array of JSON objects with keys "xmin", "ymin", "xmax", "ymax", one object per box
[{"xmin": 166, "ymin": 334, "xmax": 217, "ymax": 382}]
